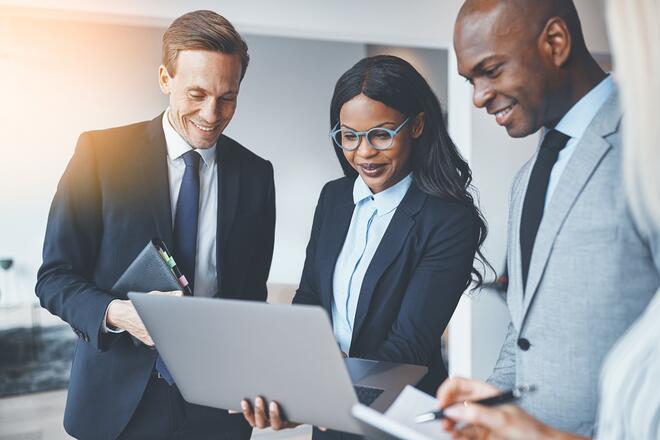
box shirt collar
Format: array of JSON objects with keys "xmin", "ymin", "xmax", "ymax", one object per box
[
  {"xmin": 353, "ymin": 173, "xmax": 413, "ymax": 216},
  {"xmin": 554, "ymin": 74, "xmax": 615, "ymax": 140},
  {"xmin": 162, "ymin": 108, "xmax": 216, "ymax": 167}
]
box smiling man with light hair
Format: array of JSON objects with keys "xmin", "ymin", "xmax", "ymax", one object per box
[{"xmin": 36, "ymin": 10, "xmax": 275, "ymax": 440}]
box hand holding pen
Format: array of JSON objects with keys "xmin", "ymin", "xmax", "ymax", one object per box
[
  {"xmin": 418, "ymin": 384, "xmax": 536, "ymax": 423},
  {"xmin": 434, "ymin": 378, "xmax": 559, "ymax": 440}
]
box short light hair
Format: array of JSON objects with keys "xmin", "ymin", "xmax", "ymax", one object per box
[
  {"xmin": 162, "ymin": 10, "xmax": 249, "ymax": 80},
  {"xmin": 607, "ymin": 0, "xmax": 660, "ymax": 235}
]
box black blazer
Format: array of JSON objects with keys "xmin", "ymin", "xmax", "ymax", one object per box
[
  {"xmin": 35, "ymin": 115, "xmax": 275, "ymax": 440},
  {"xmin": 293, "ymin": 177, "xmax": 478, "ymax": 394}
]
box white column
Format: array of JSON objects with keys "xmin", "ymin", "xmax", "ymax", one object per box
[{"xmin": 446, "ymin": 47, "xmax": 478, "ymax": 378}]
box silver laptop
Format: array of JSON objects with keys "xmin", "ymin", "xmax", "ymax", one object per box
[{"xmin": 129, "ymin": 293, "xmax": 427, "ymax": 434}]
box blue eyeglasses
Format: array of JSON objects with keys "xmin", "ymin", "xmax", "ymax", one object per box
[{"xmin": 329, "ymin": 117, "xmax": 411, "ymax": 151}]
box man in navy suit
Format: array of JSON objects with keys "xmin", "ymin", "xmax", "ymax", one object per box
[{"xmin": 36, "ymin": 10, "xmax": 275, "ymax": 440}]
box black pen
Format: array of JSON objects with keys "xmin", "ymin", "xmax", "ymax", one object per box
[{"xmin": 414, "ymin": 384, "xmax": 536, "ymax": 423}]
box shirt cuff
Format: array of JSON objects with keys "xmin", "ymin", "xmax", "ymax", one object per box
[{"xmin": 102, "ymin": 299, "xmax": 126, "ymax": 334}]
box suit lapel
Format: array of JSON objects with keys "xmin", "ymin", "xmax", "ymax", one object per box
[
  {"xmin": 139, "ymin": 114, "xmax": 174, "ymax": 250},
  {"xmin": 351, "ymin": 186, "xmax": 426, "ymax": 346},
  {"xmin": 509, "ymin": 159, "xmax": 535, "ymax": 329},
  {"xmin": 521, "ymin": 93, "xmax": 622, "ymax": 321},
  {"xmin": 216, "ymin": 135, "xmax": 240, "ymax": 295},
  {"xmin": 318, "ymin": 191, "xmax": 354, "ymax": 315}
]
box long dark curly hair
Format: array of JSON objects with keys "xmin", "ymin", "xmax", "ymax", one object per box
[{"xmin": 330, "ymin": 55, "xmax": 492, "ymax": 289}]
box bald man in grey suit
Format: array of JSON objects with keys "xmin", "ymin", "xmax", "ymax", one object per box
[{"xmin": 437, "ymin": 0, "xmax": 660, "ymax": 437}]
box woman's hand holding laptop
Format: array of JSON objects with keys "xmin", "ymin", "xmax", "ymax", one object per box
[{"xmin": 240, "ymin": 397, "xmax": 300, "ymax": 431}]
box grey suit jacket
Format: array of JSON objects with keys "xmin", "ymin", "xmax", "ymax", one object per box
[{"xmin": 488, "ymin": 90, "xmax": 660, "ymax": 435}]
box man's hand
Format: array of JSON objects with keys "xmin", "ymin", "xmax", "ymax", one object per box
[
  {"xmin": 106, "ymin": 290, "xmax": 183, "ymax": 346},
  {"xmin": 436, "ymin": 377, "xmax": 582, "ymax": 440}
]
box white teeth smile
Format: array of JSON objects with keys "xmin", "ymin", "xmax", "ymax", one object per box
[
  {"xmin": 191, "ymin": 120, "xmax": 216, "ymax": 132},
  {"xmin": 496, "ymin": 106, "xmax": 513, "ymax": 118}
]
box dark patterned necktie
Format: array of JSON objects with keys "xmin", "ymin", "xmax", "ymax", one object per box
[
  {"xmin": 155, "ymin": 149, "xmax": 200, "ymax": 385},
  {"xmin": 520, "ymin": 129, "xmax": 570, "ymax": 291},
  {"xmin": 173, "ymin": 150, "xmax": 201, "ymax": 294}
]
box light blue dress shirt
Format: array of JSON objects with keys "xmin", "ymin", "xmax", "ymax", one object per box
[
  {"xmin": 332, "ymin": 173, "xmax": 413, "ymax": 354},
  {"xmin": 545, "ymin": 74, "xmax": 615, "ymax": 208}
]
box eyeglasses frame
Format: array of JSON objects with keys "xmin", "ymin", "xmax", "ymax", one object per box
[{"xmin": 329, "ymin": 116, "xmax": 412, "ymax": 151}]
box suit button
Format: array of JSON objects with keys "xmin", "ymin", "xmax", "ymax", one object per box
[{"xmin": 517, "ymin": 338, "xmax": 531, "ymax": 351}]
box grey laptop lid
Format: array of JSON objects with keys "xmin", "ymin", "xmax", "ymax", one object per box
[{"xmin": 130, "ymin": 294, "xmax": 369, "ymax": 433}]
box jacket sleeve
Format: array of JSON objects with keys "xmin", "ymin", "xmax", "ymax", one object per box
[
  {"xmin": 365, "ymin": 206, "xmax": 479, "ymax": 366},
  {"xmin": 35, "ymin": 132, "xmax": 118, "ymax": 351},
  {"xmin": 487, "ymin": 321, "xmax": 517, "ymax": 390},
  {"xmin": 292, "ymin": 183, "xmax": 329, "ymax": 307}
]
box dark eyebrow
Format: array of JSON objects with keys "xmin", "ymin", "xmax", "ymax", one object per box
[{"xmin": 339, "ymin": 121, "xmax": 398, "ymax": 130}]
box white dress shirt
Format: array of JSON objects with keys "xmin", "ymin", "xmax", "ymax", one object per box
[
  {"xmin": 545, "ymin": 74, "xmax": 615, "ymax": 208},
  {"xmin": 332, "ymin": 173, "xmax": 412, "ymax": 354},
  {"xmin": 104, "ymin": 109, "xmax": 218, "ymax": 332},
  {"xmin": 162, "ymin": 108, "xmax": 218, "ymax": 298}
]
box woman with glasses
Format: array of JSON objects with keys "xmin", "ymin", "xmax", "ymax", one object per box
[{"xmin": 242, "ymin": 54, "xmax": 489, "ymax": 438}]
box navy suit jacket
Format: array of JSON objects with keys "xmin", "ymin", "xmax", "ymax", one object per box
[
  {"xmin": 36, "ymin": 115, "xmax": 275, "ymax": 440},
  {"xmin": 293, "ymin": 177, "xmax": 478, "ymax": 394}
]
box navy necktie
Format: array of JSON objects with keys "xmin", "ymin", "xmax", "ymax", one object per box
[
  {"xmin": 520, "ymin": 129, "xmax": 570, "ymax": 291},
  {"xmin": 155, "ymin": 149, "xmax": 200, "ymax": 385},
  {"xmin": 173, "ymin": 150, "xmax": 201, "ymax": 294}
]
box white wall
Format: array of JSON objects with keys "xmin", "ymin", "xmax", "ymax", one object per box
[
  {"xmin": 0, "ymin": 0, "xmax": 463, "ymax": 49},
  {"xmin": 0, "ymin": 0, "xmax": 609, "ymax": 53},
  {"xmin": 367, "ymin": 45, "xmax": 449, "ymax": 116},
  {"xmin": 0, "ymin": 14, "xmax": 364, "ymax": 307},
  {"xmin": 575, "ymin": 0, "xmax": 610, "ymax": 54}
]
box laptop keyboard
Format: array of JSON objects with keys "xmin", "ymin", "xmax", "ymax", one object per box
[{"xmin": 354, "ymin": 385, "xmax": 384, "ymax": 406}]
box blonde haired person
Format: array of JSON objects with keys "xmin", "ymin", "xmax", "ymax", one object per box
[
  {"xmin": 595, "ymin": 0, "xmax": 660, "ymax": 437},
  {"xmin": 435, "ymin": 0, "xmax": 660, "ymax": 439}
]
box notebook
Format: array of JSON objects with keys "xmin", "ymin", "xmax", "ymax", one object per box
[
  {"xmin": 112, "ymin": 238, "xmax": 191, "ymax": 296},
  {"xmin": 111, "ymin": 238, "xmax": 191, "ymax": 345},
  {"xmin": 352, "ymin": 385, "xmax": 452, "ymax": 440}
]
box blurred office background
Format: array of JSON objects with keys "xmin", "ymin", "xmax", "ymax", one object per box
[{"xmin": 0, "ymin": 1, "xmax": 610, "ymax": 438}]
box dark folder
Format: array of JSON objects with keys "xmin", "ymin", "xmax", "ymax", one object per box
[
  {"xmin": 111, "ymin": 239, "xmax": 190, "ymax": 346},
  {"xmin": 112, "ymin": 239, "xmax": 182, "ymax": 295}
]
